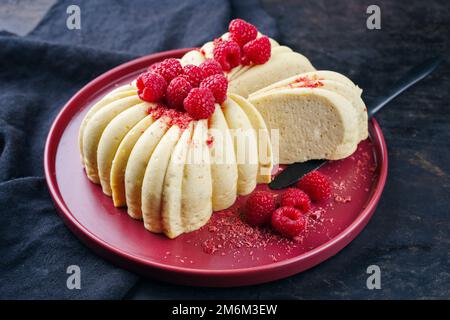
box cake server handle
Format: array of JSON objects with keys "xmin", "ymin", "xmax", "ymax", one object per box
[{"xmin": 269, "ymin": 55, "xmax": 443, "ymax": 190}]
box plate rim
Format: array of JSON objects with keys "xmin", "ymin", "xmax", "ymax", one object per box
[{"xmin": 44, "ymin": 48, "xmax": 388, "ymax": 284}]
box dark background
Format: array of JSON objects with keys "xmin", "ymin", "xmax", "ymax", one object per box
[{"xmin": 0, "ymin": 0, "xmax": 449, "ymax": 299}]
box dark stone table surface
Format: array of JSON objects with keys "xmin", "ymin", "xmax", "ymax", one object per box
[
  {"xmin": 2, "ymin": 0, "xmax": 448, "ymax": 299},
  {"xmin": 127, "ymin": 0, "xmax": 450, "ymax": 299}
]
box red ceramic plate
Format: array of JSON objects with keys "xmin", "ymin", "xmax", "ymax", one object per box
[{"xmin": 44, "ymin": 49, "xmax": 388, "ymax": 287}]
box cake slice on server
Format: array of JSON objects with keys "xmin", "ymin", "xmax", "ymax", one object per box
[{"xmin": 249, "ymin": 71, "xmax": 368, "ymax": 164}]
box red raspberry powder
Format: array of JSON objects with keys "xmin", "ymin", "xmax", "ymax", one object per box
[
  {"xmin": 199, "ymin": 209, "xmax": 299, "ymax": 255},
  {"xmin": 293, "ymin": 76, "xmax": 324, "ymax": 88},
  {"xmin": 147, "ymin": 104, "xmax": 193, "ymax": 129}
]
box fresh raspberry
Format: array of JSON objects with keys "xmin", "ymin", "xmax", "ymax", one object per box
[
  {"xmin": 182, "ymin": 64, "xmax": 205, "ymax": 87},
  {"xmin": 279, "ymin": 188, "xmax": 311, "ymax": 213},
  {"xmin": 271, "ymin": 207, "xmax": 307, "ymax": 238},
  {"xmin": 148, "ymin": 58, "xmax": 183, "ymax": 83},
  {"xmin": 242, "ymin": 36, "xmax": 271, "ymax": 65},
  {"xmin": 240, "ymin": 55, "xmax": 250, "ymax": 66},
  {"xmin": 136, "ymin": 71, "xmax": 167, "ymax": 102},
  {"xmin": 183, "ymin": 87, "xmax": 215, "ymax": 119},
  {"xmin": 229, "ymin": 18, "xmax": 258, "ymax": 47},
  {"xmin": 244, "ymin": 191, "xmax": 277, "ymax": 226},
  {"xmin": 297, "ymin": 171, "xmax": 332, "ymax": 202},
  {"xmin": 199, "ymin": 59, "xmax": 224, "ymax": 78},
  {"xmin": 165, "ymin": 76, "xmax": 192, "ymax": 110},
  {"xmin": 213, "ymin": 40, "xmax": 241, "ymax": 71},
  {"xmin": 199, "ymin": 74, "xmax": 228, "ymax": 104}
]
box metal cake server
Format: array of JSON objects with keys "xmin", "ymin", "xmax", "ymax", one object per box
[{"xmin": 269, "ymin": 56, "xmax": 442, "ymax": 190}]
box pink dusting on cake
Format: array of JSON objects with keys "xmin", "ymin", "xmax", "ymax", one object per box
[
  {"xmin": 147, "ymin": 104, "xmax": 193, "ymax": 129},
  {"xmin": 293, "ymin": 76, "xmax": 324, "ymax": 88}
]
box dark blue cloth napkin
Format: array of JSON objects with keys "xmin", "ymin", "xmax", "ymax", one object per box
[{"xmin": 0, "ymin": 0, "xmax": 277, "ymax": 299}]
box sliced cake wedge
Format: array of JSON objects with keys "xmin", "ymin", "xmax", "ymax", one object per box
[{"xmin": 249, "ymin": 88, "xmax": 360, "ymax": 164}]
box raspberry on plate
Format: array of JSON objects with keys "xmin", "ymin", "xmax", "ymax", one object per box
[
  {"xmin": 244, "ymin": 191, "xmax": 277, "ymax": 226},
  {"xmin": 229, "ymin": 18, "xmax": 258, "ymax": 47},
  {"xmin": 199, "ymin": 74, "xmax": 228, "ymax": 104},
  {"xmin": 199, "ymin": 59, "xmax": 224, "ymax": 78},
  {"xmin": 182, "ymin": 64, "xmax": 205, "ymax": 87},
  {"xmin": 213, "ymin": 40, "xmax": 241, "ymax": 71},
  {"xmin": 183, "ymin": 87, "xmax": 215, "ymax": 119},
  {"xmin": 279, "ymin": 188, "xmax": 311, "ymax": 213},
  {"xmin": 242, "ymin": 36, "xmax": 271, "ymax": 65},
  {"xmin": 297, "ymin": 171, "xmax": 332, "ymax": 202},
  {"xmin": 271, "ymin": 207, "xmax": 307, "ymax": 238},
  {"xmin": 148, "ymin": 58, "xmax": 183, "ymax": 83},
  {"xmin": 136, "ymin": 71, "xmax": 167, "ymax": 102},
  {"xmin": 166, "ymin": 76, "xmax": 192, "ymax": 110}
]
